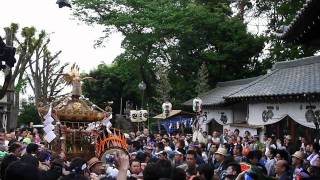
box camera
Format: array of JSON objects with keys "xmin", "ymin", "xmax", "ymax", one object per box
[{"xmin": 105, "ymin": 154, "xmax": 116, "ymax": 165}]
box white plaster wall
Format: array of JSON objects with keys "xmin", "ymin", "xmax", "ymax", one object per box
[
  {"xmin": 202, "ymin": 107, "xmax": 233, "ymax": 125},
  {"xmin": 248, "ymin": 102, "xmax": 320, "ymax": 129}
]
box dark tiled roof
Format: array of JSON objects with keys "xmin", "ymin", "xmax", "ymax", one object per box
[
  {"xmin": 227, "ymin": 56, "xmax": 320, "ymax": 99},
  {"xmin": 182, "ymin": 77, "xmax": 259, "ymax": 106},
  {"xmin": 279, "ymin": 0, "xmax": 320, "ymax": 43}
]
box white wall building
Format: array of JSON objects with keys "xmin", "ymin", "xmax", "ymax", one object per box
[
  {"xmin": 183, "ymin": 77, "xmax": 259, "ymax": 135},
  {"xmin": 184, "ymin": 55, "xmax": 320, "ymax": 142}
]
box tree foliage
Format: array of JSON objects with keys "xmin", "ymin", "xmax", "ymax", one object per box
[
  {"xmin": 17, "ymin": 101, "xmax": 41, "ymax": 126},
  {"xmin": 2, "ymin": 23, "xmax": 68, "ymax": 129},
  {"xmin": 73, "ymin": 0, "xmax": 265, "ymax": 111},
  {"xmin": 195, "ymin": 62, "xmax": 210, "ymax": 96},
  {"xmin": 153, "ymin": 65, "xmax": 172, "ymax": 104},
  {"xmin": 3, "ymin": 23, "xmax": 50, "ymax": 128},
  {"xmin": 252, "ymin": 0, "xmax": 318, "ymax": 68},
  {"xmin": 82, "ymin": 56, "xmax": 144, "ymax": 114}
]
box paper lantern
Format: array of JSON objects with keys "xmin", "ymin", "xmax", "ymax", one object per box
[
  {"xmin": 140, "ymin": 110, "xmax": 148, "ymax": 122},
  {"xmin": 193, "ymin": 97, "xmax": 202, "ymax": 113},
  {"xmin": 130, "ymin": 110, "xmax": 139, "ymax": 122},
  {"xmin": 162, "ymin": 101, "xmax": 172, "ymax": 117}
]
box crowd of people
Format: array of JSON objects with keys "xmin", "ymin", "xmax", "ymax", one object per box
[{"xmin": 0, "ymin": 124, "xmax": 319, "ymax": 180}]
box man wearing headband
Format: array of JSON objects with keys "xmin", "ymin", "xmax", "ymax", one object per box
[
  {"xmin": 173, "ymin": 149, "xmax": 186, "ymax": 167},
  {"xmin": 130, "ymin": 159, "xmax": 143, "ymax": 178}
]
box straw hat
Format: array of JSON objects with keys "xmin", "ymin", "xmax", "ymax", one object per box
[
  {"xmin": 292, "ymin": 151, "xmax": 304, "ymax": 160},
  {"xmin": 87, "ymin": 157, "xmax": 103, "ymax": 170},
  {"xmin": 215, "ymin": 147, "xmax": 228, "ymax": 156}
]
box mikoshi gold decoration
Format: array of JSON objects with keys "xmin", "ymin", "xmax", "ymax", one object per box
[
  {"xmin": 37, "ymin": 64, "xmax": 103, "ymax": 122},
  {"xmin": 36, "ymin": 64, "xmax": 128, "ymax": 160},
  {"xmin": 95, "ymin": 127, "xmax": 128, "ymax": 160}
]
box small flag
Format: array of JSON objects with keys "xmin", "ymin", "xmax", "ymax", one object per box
[{"xmin": 44, "ymin": 131, "xmax": 56, "ymax": 143}]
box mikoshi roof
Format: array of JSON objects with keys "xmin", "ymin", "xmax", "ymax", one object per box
[
  {"xmin": 182, "ymin": 77, "xmax": 259, "ymax": 106},
  {"xmin": 279, "ymin": 0, "xmax": 320, "ymax": 45},
  {"xmin": 37, "ymin": 96, "xmax": 105, "ymax": 122},
  {"xmin": 153, "ymin": 110, "xmax": 194, "ymax": 120},
  {"xmin": 226, "ymin": 55, "xmax": 320, "ymax": 99}
]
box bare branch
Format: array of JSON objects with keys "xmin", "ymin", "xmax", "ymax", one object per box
[
  {"xmin": 50, "ymin": 83, "xmax": 68, "ymax": 97},
  {"xmin": 38, "ymin": 39, "xmax": 50, "ymax": 55},
  {"xmin": 25, "ymin": 74, "xmax": 35, "ymax": 93},
  {"xmin": 10, "ymin": 46, "xmax": 26, "ymax": 85}
]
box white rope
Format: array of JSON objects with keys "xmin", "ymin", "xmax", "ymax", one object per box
[{"xmin": 2, "ymin": 113, "xmax": 7, "ymax": 131}]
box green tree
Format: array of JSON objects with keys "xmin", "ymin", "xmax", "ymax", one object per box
[
  {"xmin": 82, "ymin": 56, "xmax": 143, "ymax": 114},
  {"xmin": 154, "ymin": 65, "xmax": 172, "ymax": 104},
  {"xmin": 73, "ymin": 0, "xmax": 265, "ymax": 108},
  {"xmin": 3, "ymin": 23, "xmax": 49, "ymax": 129},
  {"xmin": 252, "ymin": 0, "xmax": 317, "ymax": 69},
  {"xmin": 17, "ymin": 101, "xmax": 41, "ymax": 126},
  {"xmin": 195, "ymin": 62, "xmax": 210, "ymax": 95}
]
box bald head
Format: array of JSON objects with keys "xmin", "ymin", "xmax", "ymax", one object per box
[{"xmin": 275, "ymin": 160, "xmax": 289, "ymax": 175}]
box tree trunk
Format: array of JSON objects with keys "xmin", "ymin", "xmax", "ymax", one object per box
[
  {"xmin": 4, "ymin": 24, "xmax": 50, "ymax": 130},
  {"xmin": 12, "ymin": 91, "xmax": 19, "ymax": 129},
  {"xmin": 238, "ymin": 0, "xmax": 245, "ymax": 20},
  {"xmin": 4, "ymin": 27, "xmax": 17, "ymax": 131},
  {"xmin": 6, "ymin": 84, "xmax": 17, "ymax": 131}
]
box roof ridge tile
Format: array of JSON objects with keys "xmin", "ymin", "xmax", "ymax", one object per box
[
  {"xmin": 272, "ymin": 55, "xmax": 320, "ymax": 70},
  {"xmin": 217, "ymin": 76, "xmax": 261, "ymax": 87},
  {"xmin": 226, "ymin": 69, "xmax": 280, "ymax": 98}
]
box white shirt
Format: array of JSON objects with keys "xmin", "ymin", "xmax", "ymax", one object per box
[
  {"xmin": 307, "ymin": 153, "xmax": 319, "ymax": 166},
  {"xmin": 212, "ymin": 137, "xmax": 220, "ymax": 144},
  {"xmin": 164, "ymin": 146, "xmax": 172, "ymax": 152}
]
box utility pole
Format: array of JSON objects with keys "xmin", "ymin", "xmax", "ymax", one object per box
[{"xmin": 119, "ymin": 97, "xmax": 123, "ymax": 115}]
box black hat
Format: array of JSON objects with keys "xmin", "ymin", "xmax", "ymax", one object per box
[
  {"xmin": 247, "ymin": 150, "xmax": 262, "ymax": 160},
  {"xmin": 69, "ymin": 157, "xmax": 87, "ymax": 174},
  {"xmin": 26, "ymin": 143, "xmax": 39, "ymax": 154},
  {"xmin": 21, "ymin": 154, "xmax": 39, "ymax": 167},
  {"xmin": 37, "ymin": 151, "xmax": 51, "ymax": 162},
  {"xmin": 136, "ymin": 152, "xmax": 147, "ymax": 162},
  {"xmin": 175, "ymin": 148, "xmax": 186, "ymax": 156}
]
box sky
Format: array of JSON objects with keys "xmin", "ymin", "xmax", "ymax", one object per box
[{"xmin": 0, "ymin": 0, "xmax": 124, "ymax": 73}]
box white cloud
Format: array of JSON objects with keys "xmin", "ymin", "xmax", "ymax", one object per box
[{"xmin": 0, "ymin": 0, "xmax": 124, "ymax": 73}]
